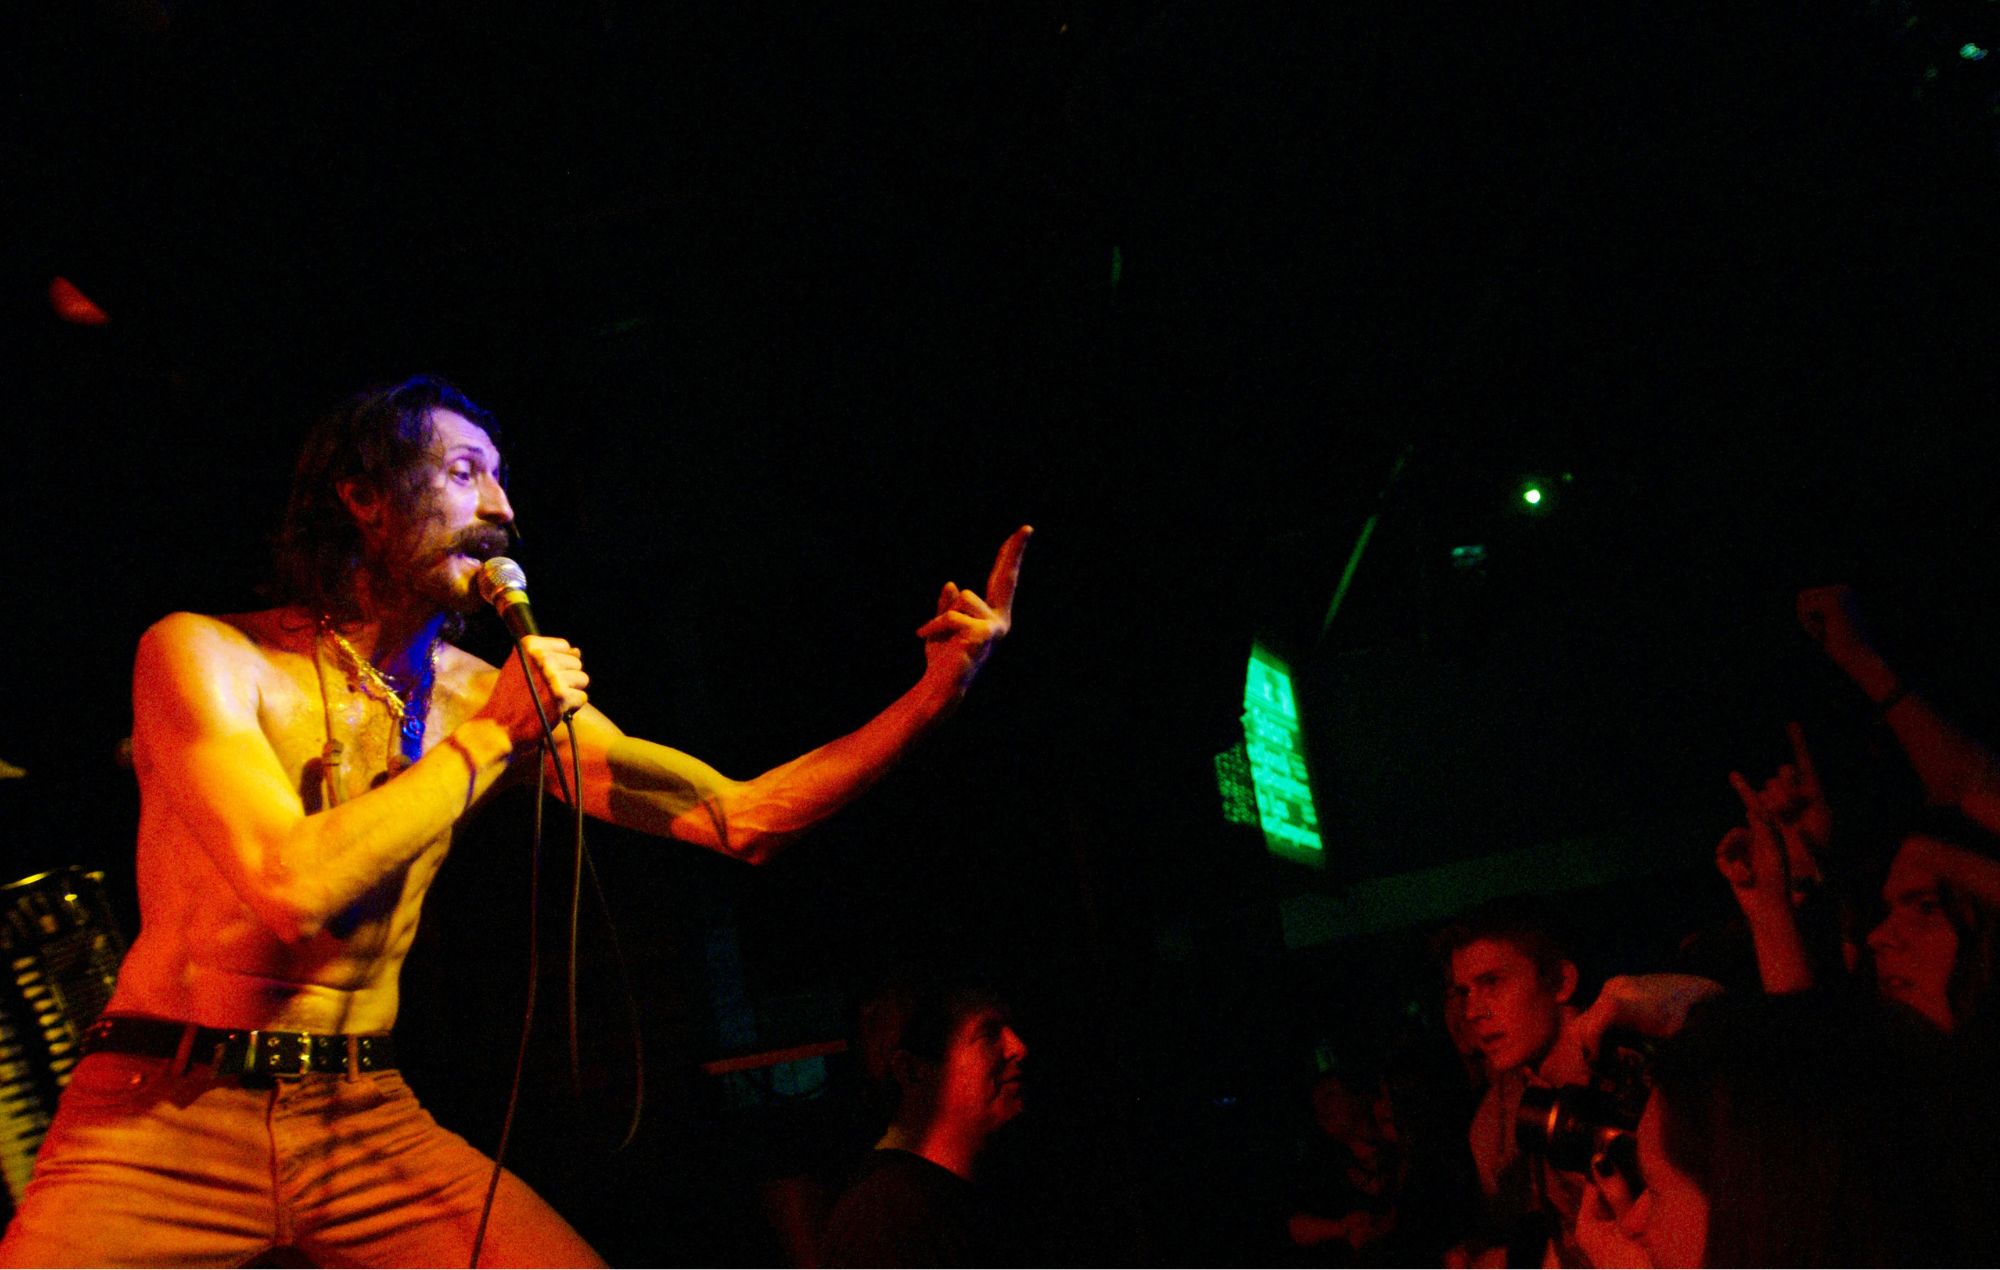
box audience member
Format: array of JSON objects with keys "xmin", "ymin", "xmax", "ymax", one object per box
[
  {"xmin": 1436, "ymin": 902, "xmax": 1720, "ymax": 1267},
  {"xmin": 822, "ymin": 980, "xmax": 1028, "ymax": 1267},
  {"xmin": 1576, "ymin": 991, "xmax": 1963, "ymax": 1266},
  {"xmin": 1862, "ymin": 814, "xmax": 2000, "ymax": 1037},
  {"xmin": 1284, "ymin": 1070, "xmax": 1403, "ymax": 1263}
]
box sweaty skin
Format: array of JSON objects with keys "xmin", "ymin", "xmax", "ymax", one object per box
[
  {"xmin": 104, "ymin": 406, "xmax": 1030, "ymax": 1039},
  {"xmin": 112, "ymin": 609, "xmax": 530, "ymax": 1032}
]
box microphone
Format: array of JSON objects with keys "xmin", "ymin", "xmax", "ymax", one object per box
[{"xmin": 476, "ymin": 557, "xmax": 540, "ymax": 639}]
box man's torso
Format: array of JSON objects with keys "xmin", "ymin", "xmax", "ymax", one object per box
[
  {"xmin": 107, "ymin": 608, "xmax": 497, "ymax": 1033},
  {"xmin": 1468, "ymin": 1051, "xmax": 1589, "ymax": 1265}
]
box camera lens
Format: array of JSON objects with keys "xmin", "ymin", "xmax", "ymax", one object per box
[{"xmin": 1516, "ymin": 1084, "xmax": 1627, "ymax": 1172}]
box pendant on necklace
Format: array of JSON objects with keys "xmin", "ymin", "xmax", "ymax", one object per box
[
  {"xmin": 392, "ymin": 698, "xmax": 427, "ymax": 775},
  {"xmin": 319, "ymin": 618, "xmax": 435, "ymax": 781}
]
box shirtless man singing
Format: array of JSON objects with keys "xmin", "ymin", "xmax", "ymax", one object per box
[{"xmin": 0, "ymin": 375, "xmax": 1030, "ymax": 1267}]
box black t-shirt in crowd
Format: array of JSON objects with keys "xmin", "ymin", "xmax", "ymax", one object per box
[{"xmin": 822, "ymin": 1148, "xmax": 1005, "ymax": 1268}]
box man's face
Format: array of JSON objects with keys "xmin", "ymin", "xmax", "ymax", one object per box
[
  {"xmin": 931, "ymin": 1006, "xmax": 1028, "ymax": 1141},
  {"xmin": 1449, "ymin": 937, "xmax": 1570, "ymax": 1076},
  {"xmin": 1867, "ymin": 836, "xmax": 1960, "ymax": 1033},
  {"xmin": 363, "ymin": 408, "xmax": 514, "ymax": 612}
]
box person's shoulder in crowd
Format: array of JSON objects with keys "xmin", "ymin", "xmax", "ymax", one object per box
[{"xmin": 822, "ymin": 1147, "xmax": 984, "ymax": 1268}]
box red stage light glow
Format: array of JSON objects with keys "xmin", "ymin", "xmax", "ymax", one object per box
[{"xmin": 49, "ymin": 276, "xmax": 110, "ymax": 326}]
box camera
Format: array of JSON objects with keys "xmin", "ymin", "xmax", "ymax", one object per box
[{"xmin": 1513, "ymin": 1032, "xmax": 1652, "ymax": 1175}]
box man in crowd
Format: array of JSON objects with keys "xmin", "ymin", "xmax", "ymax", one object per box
[
  {"xmin": 823, "ymin": 979, "xmax": 1029, "ymax": 1266},
  {"xmin": 1437, "ymin": 901, "xmax": 1719, "ymax": 1267},
  {"xmin": 0, "ymin": 375, "xmax": 1031, "ymax": 1266}
]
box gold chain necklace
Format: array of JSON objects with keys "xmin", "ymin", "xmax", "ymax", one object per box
[{"xmin": 319, "ymin": 619, "xmax": 439, "ymax": 768}]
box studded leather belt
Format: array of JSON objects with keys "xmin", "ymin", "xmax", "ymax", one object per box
[{"xmin": 81, "ymin": 1015, "xmax": 396, "ymax": 1078}]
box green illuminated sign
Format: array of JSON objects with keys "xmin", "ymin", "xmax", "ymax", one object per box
[
  {"xmin": 1214, "ymin": 742, "xmax": 1259, "ymax": 827},
  {"xmin": 1239, "ymin": 644, "xmax": 1324, "ymax": 864}
]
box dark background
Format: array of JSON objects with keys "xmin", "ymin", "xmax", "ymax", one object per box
[{"xmin": 7, "ymin": 1, "xmax": 2000, "ymax": 1262}]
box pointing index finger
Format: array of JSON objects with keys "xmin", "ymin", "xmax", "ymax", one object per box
[{"xmin": 984, "ymin": 525, "xmax": 1033, "ymax": 618}]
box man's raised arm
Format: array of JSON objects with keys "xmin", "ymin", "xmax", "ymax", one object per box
[
  {"xmin": 1799, "ymin": 584, "xmax": 2000, "ymax": 830},
  {"xmin": 133, "ymin": 612, "xmax": 587, "ymax": 942},
  {"xmin": 558, "ymin": 526, "xmax": 1032, "ymax": 863}
]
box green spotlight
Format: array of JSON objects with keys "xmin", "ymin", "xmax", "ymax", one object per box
[{"xmin": 1523, "ymin": 486, "xmax": 1543, "ymax": 506}]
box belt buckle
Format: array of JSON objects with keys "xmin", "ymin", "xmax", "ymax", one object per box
[{"xmin": 244, "ymin": 1029, "xmax": 308, "ymax": 1079}]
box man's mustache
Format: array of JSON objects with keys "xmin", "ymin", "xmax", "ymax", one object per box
[{"xmin": 454, "ymin": 526, "xmax": 513, "ymax": 561}]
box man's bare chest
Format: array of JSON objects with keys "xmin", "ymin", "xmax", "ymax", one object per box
[{"xmin": 257, "ymin": 651, "xmax": 455, "ymax": 811}]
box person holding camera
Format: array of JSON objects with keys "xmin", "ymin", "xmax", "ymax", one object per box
[
  {"xmin": 1570, "ymin": 991, "xmax": 1967, "ymax": 1267},
  {"xmin": 1436, "ymin": 901, "xmax": 1720, "ymax": 1268}
]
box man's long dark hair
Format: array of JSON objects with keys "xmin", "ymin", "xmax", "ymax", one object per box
[{"xmin": 271, "ymin": 374, "xmax": 500, "ymax": 623}]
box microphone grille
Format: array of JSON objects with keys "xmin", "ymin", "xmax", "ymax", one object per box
[{"xmin": 477, "ymin": 556, "xmax": 528, "ymax": 605}]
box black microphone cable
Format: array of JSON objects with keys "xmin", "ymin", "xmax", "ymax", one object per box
[
  {"xmin": 470, "ymin": 638, "xmax": 575, "ymax": 1269},
  {"xmin": 470, "ymin": 630, "xmax": 645, "ymax": 1264},
  {"xmin": 574, "ymin": 834, "xmax": 646, "ymax": 1150}
]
